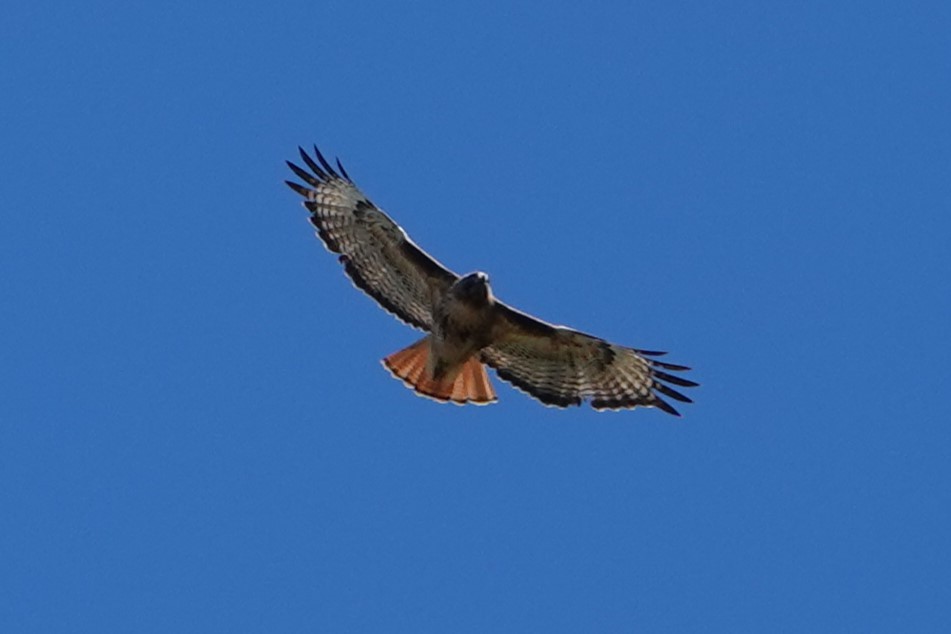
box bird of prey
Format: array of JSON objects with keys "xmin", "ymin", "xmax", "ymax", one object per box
[{"xmin": 285, "ymin": 146, "xmax": 697, "ymax": 414}]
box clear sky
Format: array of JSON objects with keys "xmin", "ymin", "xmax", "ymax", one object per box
[{"xmin": 2, "ymin": 1, "xmax": 949, "ymax": 631}]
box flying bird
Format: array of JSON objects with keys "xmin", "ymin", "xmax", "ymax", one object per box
[{"xmin": 285, "ymin": 146, "xmax": 697, "ymax": 414}]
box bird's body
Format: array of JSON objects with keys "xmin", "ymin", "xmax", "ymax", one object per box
[
  {"xmin": 385, "ymin": 272, "xmax": 500, "ymax": 403},
  {"xmin": 430, "ymin": 273, "xmax": 496, "ymax": 379},
  {"xmin": 285, "ymin": 146, "xmax": 697, "ymax": 414}
]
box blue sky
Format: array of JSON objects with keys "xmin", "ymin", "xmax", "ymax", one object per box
[{"xmin": 2, "ymin": 0, "xmax": 949, "ymax": 631}]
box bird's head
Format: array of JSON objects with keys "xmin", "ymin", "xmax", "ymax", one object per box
[{"xmin": 453, "ymin": 271, "xmax": 492, "ymax": 305}]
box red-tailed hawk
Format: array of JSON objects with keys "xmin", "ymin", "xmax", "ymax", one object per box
[{"xmin": 286, "ymin": 146, "xmax": 697, "ymax": 414}]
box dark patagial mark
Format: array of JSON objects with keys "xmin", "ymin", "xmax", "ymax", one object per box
[{"xmin": 592, "ymin": 341, "xmax": 616, "ymax": 373}]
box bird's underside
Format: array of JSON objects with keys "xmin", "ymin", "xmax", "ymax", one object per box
[{"xmin": 285, "ymin": 145, "xmax": 697, "ymax": 415}]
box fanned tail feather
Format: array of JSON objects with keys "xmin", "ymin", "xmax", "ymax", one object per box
[{"xmin": 383, "ymin": 337, "xmax": 497, "ymax": 406}]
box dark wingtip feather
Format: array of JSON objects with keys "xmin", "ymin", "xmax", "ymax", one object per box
[
  {"xmin": 655, "ymin": 383, "xmax": 693, "ymax": 403},
  {"xmin": 653, "ymin": 397, "xmax": 682, "ymax": 417},
  {"xmin": 653, "ymin": 370, "xmax": 699, "ymax": 388},
  {"xmin": 650, "ymin": 360, "xmax": 692, "ymax": 372},
  {"xmin": 286, "ymin": 161, "xmax": 322, "ymax": 187},
  {"xmin": 635, "ymin": 349, "xmax": 668, "ymax": 357},
  {"xmin": 313, "ymin": 145, "xmax": 340, "ymax": 178},
  {"xmin": 336, "ymin": 157, "xmax": 352, "ymax": 182},
  {"xmin": 299, "ymin": 147, "xmax": 328, "ymax": 180},
  {"xmin": 285, "ymin": 180, "xmax": 311, "ymax": 197}
]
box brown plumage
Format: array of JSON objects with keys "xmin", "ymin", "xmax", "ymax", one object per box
[{"xmin": 285, "ymin": 146, "xmax": 697, "ymax": 414}]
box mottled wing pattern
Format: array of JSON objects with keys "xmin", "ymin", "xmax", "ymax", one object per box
[
  {"xmin": 285, "ymin": 147, "xmax": 459, "ymax": 330},
  {"xmin": 482, "ymin": 303, "xmax": 697, "ymax": 415}
]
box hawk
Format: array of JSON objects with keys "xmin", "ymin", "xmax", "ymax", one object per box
[{"xmin": 285, "ymin": 146, "xmax": 697, "ymax": 414}]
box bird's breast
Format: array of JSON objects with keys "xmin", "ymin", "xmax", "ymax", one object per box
[{"xmin": 433, "ymin": 296, "xmax": 496, "ymax": 355}]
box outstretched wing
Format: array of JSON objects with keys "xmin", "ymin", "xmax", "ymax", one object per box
[
  {"xmin": 285, "ymin": 146, "xmax": 459, "ymax": 331},
  {"xmin": 482, "ymin": 303, "xmax": 697, "ymax": 415}
]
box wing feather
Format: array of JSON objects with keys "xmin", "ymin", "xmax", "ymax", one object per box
[
  {"xmin": 482, "ymin": 302, "xmax": 696, "ymax": 415},
  {"xmin": 286, "ymin": 146, "xmax": 458, "ymax": 330}
]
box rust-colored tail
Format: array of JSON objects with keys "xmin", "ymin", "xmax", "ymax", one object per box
[{"xmin": 383, "ymin": 337, "xmax": 497, "ymax": 405}]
